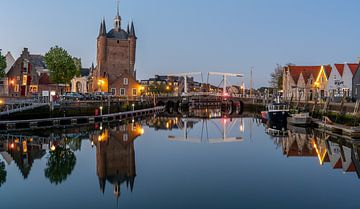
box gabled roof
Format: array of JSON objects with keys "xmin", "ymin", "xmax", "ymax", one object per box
[
  {"xmin": 4, "ymin": 52, "xmax": 15, "ymax": 74},
  {"xmin": 29, "ymin": 55, "xmax": 46, "ymax": 69},
  {"xmin": 287, "ymin": 66, "xmax": 322, "ymax": 84},
  {"xmin": 347, "ymin": 63, "xmax": 359, "ymax": 76},
  {"xmin": 323, "ymin": 65, "xmax": 332, "ymax": 78},
  {"xmin": 334, "ymin": 64, "xmax": 345, "ymax": 76}
]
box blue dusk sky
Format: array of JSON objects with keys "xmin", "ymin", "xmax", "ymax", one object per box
[{"xmin": 1, "ymin": 0, "xmax": 360, "ymax": 87}]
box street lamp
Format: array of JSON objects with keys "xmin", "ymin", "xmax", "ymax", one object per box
[
  {"xmin": 99, "ymin": 106, "xmax": 103, "ymax": 116},
  {"xmin": 132, "ymin": 103, "xmax": 135, "ymax": 111}
]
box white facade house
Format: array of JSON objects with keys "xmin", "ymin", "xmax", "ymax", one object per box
[
  {"xmin": 0, "ymin": 51, "xmax": 16, "ymax": 95},
  {"xmin": 326, "ymin": 63, "xmax": 358, "ymax": 98}
]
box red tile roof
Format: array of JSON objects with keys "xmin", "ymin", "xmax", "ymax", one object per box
[
  {"xmin": 347, "ymin": 63, "xmax": 359, "ymax": 76},
  {"xmin": 287, "ymin": 66, "xmax": 322, "ymax": 84},
  {"xmin": 334, "ymin": 64, "xmax": 345, "ymax": 76},
  {"xmin": 323, "ymin": 65, "xmax": 332, "ymax": 78}
]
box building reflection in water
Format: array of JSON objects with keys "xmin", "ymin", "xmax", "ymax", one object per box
[
  {"xmin": 0, "ymin": 132, "xmax": 87, "ymax": 182},
  {"xmin": 0, "ymin": 136, "xmax": 46, "ymax": 179},
  {"xmin": 273, "ymin": 125, "xmax": 360, "ymax": 178},
  {"xmin": 92, "ymin": 122, "xmax": 144, "ymax": 200}
]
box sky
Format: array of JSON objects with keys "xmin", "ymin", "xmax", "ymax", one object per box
[{"xmin": 1, "ymin": 0, "xmax": 360, "ymax": 87}]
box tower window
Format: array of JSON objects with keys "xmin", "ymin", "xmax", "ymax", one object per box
[
  {"xmin": 117, "ymin": 40, "xmax": 119, "ymax": 44},
  {"xmin": 120, "ymin": 88, "xmax": 126, "ymax": 96}
]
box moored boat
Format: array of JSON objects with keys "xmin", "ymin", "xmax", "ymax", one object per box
[
  {"xmin": 287, "ymin": 112, "xmax": 312, "ymax": 126},
  {"xmin": 261, "ymin": 111, "xmax": 268, "ymax": 120},
  {"xmin": 267, "ymin": 102, "xmax": 289, "ymax": 126}
]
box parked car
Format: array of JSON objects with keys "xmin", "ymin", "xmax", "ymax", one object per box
[
  {"xmin": 93, "ymin": 92, "xmax": 114, "ymax": 100},
  {"xmin": 62, "ymin": 92, "xmax": 85, "ymax": 101}
]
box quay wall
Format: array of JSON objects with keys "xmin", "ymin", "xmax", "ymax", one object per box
[{"xmin": 0, "ymin": 101, "xmax": 152, "ymax": 120}]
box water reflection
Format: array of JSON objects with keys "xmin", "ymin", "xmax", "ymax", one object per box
[
  {"xmin": 2, "ymin": 114, "xmax": 360, "ymax": 208},
  {"xmin": 92, "ymin": 123, "xmax": 143, "ymax": 200},
  {"xmin": 269, "ymin": 125, "xmax": 360, "ymax": 178},
  {"xmin": 152, "ymin": 117, "xmax": 245, "ymax": 143},
  {"xmin": 4, "ymin": 137, "xmax": 46, "ymax": 179},
  {"xmin": 45, "ymin": 146, "xmax": 76, "ymax": 185},
  {"xmin": 0, "ymin": 160, "xmax": 5, "ymax": 187}
]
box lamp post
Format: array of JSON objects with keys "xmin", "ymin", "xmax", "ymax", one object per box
[{"xmin": 132, "ymin": 103, "xmax": 135, "ymax": 111}]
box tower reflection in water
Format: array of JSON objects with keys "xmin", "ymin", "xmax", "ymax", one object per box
[
  {"xmin": 92, "ymin": 122, "xmax": 144, "ymax": 200},
  {"xmin": 268, "ymin": 125, "xmax": 360, "ymax": 177}
]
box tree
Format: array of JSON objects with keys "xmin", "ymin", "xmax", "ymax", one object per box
[
  {"xmin": 73, "ymin": 57, "xmax": 82, "ymax": 78},
  {"xmin": 270, "ymin": 64, "xmax": 284, "ymax": 90},
  {"xmin": 0, "ymin": 51, "xmax": 6, "ymax": 79},
  {"xmin": 44, "ymin": 46, "xmax": 80, "ymax": 85},
  {"xmin": 44, "ymin": 146, "xmax": 76, "ymax": 185}
]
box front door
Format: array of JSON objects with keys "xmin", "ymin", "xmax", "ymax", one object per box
[{"xmin": 20, "ymin": 86, "xmax": 26, "ymax": 97}]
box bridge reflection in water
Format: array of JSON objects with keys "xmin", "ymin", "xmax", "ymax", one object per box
[{"xmin": 2, "ymin": 114, "xmax": 360, "ymax": 206}]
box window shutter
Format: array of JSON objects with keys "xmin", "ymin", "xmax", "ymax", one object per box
[{"xmin": 27, "ymin": 76, "xmax": 32, "ymax": 85}]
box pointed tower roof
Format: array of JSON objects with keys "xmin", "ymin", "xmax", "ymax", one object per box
[
  {"xmin": 98, "ymin": 21, "xmax": 103, "ymax": 37},
  {"xmin": 102, "ymin": 18, "xmax": 107, "ymax": 34},
  {"xmin": 127, "ymin": 23, "xmax": 130, "ymax": 34},
  {"xmin": 98, "ymin": 19, "xmax": 107, "ymax": 37},
  {"xmin": 130, "ymin": 21, "xmax": 136, "ymax": 38}
]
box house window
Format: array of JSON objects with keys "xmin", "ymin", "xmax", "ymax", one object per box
[
  {"xmin": 22, "ymin": 61, "xmax": 28, "ymax": 73},
  {"xmin": 123, "ymin": 134, "xmax": 128, "ymax": 142},
  {"xmin": 111, "ymin": 88, "xmax": 116, "ymax": 95},
  {"xmin": 29, "ymin": 85, "xmax": 38, "ymax": 93},
  {"xmin": 22, "ymin": 75, "xmax": 27, "ymax": 86},
  {"xmin": 123, "ymin": 78, "xmax": 129, "ymax": 85},
  {"xmin": 14, "ymin": 85, "xmax": 20, "ymax": 92},
  {"xmin": 132, "ymin": 88, "xmax": 137, "ymax": 96},
  {"xmin": 16, "ymin": 76, "xmax": 20, "ymax": 81},
  {"xmin": 120, "ymin": 88, "xmax": 126, "ymax": 96}
]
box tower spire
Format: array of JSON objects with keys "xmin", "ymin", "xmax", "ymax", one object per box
[
  {"xmin": 130, "ymin": 21, "xmax": 136, "ymax": 38},
  {"xmin": 117, "ymin": 0, "xmax": 120, "ymax": 16},
  {"xmin": 114, "ymin": 0, "xmax": 121, "ymax": 31},
  {"xmin": 99, "ymin": 19, "xmax": 107, "ymax": 37}
]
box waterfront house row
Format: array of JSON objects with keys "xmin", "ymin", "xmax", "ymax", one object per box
[{"xmin": 283, "ymin": 62, "xmax": 360, "ymax": 101}]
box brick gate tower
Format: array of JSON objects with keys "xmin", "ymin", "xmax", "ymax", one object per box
[{"xmin": 92, "ymin": 2, "xmax": 140, "ymax": 97}]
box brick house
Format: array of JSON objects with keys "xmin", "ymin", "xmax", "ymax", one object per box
[
  {"xmin": 7, "ymin": 48, "xmax": 67, "ymax": 97},
  {"xmin": 91, "ymin": 3, "xmax": 140, "ymax": 97}
]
